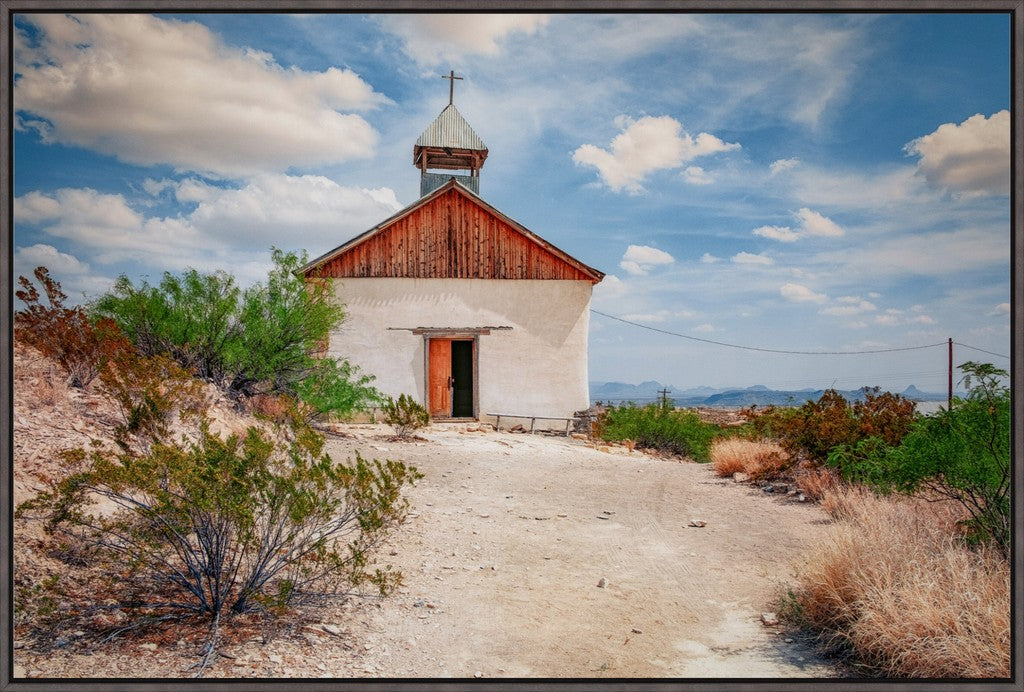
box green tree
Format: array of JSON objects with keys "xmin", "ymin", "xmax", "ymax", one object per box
[{"xmin": 92, "ymin": 249, "xmax": 376, "ymax": 415}]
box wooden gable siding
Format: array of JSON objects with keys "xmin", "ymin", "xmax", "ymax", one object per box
[{"xmin": 316, "ymin": 188, "xmax": 594, "ymax": 281}]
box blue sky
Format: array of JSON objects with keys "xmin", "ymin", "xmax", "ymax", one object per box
[{"xmin": 11, "ymin": 11, "xmax": 1013, "ymax": 392}]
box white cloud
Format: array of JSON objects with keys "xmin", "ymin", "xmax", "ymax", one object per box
[
  {"xmin": 814, "ymin": 226, "xmax": 1006, "ymax": 278},
  {"xmin": 381, "ymin": 14, "xmax": 549, "ymax": 66},
  {"xmin": 619, "ymin": 244, "xmax": 675, "ymax": 275},
  {"xmin": 780, "ymin": 282, "xmax": 827, "ymax": 303},
  {"xmin": 14, "ymin": 244, "xmax": 114, "ymax": 300},
  {"xmin": 693, "ymin": 323, "xmax": 716, "ymax": 333},
  {"xmin": 732, "ymin": 252, "xmax": 774, "ymax": 265},
  {"xmin": 621, "ymin": 309, "xmax": 696, "ymax": 323},
  {"xmin": 592, "ymin": 274, "xmax": 628, "ymax": 300},
  {"xmin": 682, "ymin": 166, "xmax": 714, "ymax": 185},
  {"xmin": 905, "ymin": 110, "xmax": 1009, "ymax": 197},
  {"xmin": 14, "ymin": 14, "xmax": 386, "ymax": 177},
  {"xmin": 753, "ymin": 208, "xmax": 844, "ymax": 242},
  {"xmin": 14, "ymin": 176, "xmax": 403, "ymax": 278},
  {"xmin": 770, "ymin": 158, "xmax": 800, "ymax": 175},
  {"xmin": 988, "ymin": 303, "xmax": 1010, "ymax": 316},
  {"xmin": 795, "ymin": 208, "xmax": 844, "ymax": 237},
  {"xmin": 820, "ymin": 297, "xmax": 876, "ymax": 316},
  {"xmin": 700, "ymin": 253, "xmax": 722, "ymax": 264},
  {"xmin": 573, "ymin": 115, "xmax": 739, "ymax": 193},
  {"xmin": 752, "ymin": 225, "xmax": 801, "ymax": 242}
]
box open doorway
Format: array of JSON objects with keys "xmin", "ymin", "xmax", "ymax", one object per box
[{"xmin": 427, "ymin": 338, "xmax": 475, "ymax": 418}]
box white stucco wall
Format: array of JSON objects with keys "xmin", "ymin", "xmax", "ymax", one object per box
[{"xmin": 327, "ymin": 278, "xmax": 593, "ymax": 421}]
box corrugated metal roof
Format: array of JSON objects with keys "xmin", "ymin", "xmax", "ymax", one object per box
[{"xmin": 415, "ymin": 104, "xmax": 487, "ymax": 151}]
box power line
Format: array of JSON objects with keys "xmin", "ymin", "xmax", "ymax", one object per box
[
  {"xmin": 591, "ymin": 309, "xmax": 949, "ymax": 356},
  {"xmin": 953, "ymin": 341, "xmax": 1010, "ymax": 360}
]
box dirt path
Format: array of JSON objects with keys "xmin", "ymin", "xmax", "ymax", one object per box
[
  {"xmin": 14, "ymin": 422, "xmax": 840, "ymax": 680},
  {"xmin": 314, "ymin": 424, "xmax": 838, "ymax": 679}
]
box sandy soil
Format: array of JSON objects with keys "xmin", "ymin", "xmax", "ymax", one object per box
[{"xmin": 15, "ymin": 417, "xmax": 839, "ymax": 680}]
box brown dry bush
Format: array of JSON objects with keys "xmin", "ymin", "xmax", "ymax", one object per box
[
  {"xmin": 789, "ymin": 487, "xmax": 1009, "ymax": 677},
  {"xmin": 710, "ymin": 438, "xmax": 790, "ymax": 480}
]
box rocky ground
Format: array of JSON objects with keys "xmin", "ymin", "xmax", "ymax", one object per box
[{"xmin": 12, "ymin": 347, "xmax": 841, "ymax": 680}]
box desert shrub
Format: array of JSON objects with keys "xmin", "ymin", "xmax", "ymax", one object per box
[
  {"xmin": 748, "ymin": 388, "xmax": 917, "ymax": 464},
  {"xmin": 381, "ymin": 394, "xmax": 430, "ymax": 439},
  {"xmin": 843, "ymin": 362, "xmax": 1010, "ymax": 554},
  {"xmin": 92, "ymin": 250, "xmax": 353, "ymax": 400},
  {"xmin": 710, "ymin": 438, "xmax": 791, "ymax": 480},
  {"xmin": 98, "ymin": 348, "xmax": 207, "ymax": 450},
  {"xmin": 295, "ymin": 357, "xmax": 380, "ymax": 422},
  {"xmin": 786, "ymin": 487, "xmax": 1009, "ymax": 677},
  {"xmin": 17, "ymin": 413, "xmax": 421, "ymax": 626},
  {"xmin": 598, "ymin": 404, "xmax": 718, "ymax": 461},
  {"xmin": 92, "ymin": 267, "xmax": 243, "ymax": 383},
  {"xmin": 15, "ymin": 266, "xmax": 128, "ymax": 387}
]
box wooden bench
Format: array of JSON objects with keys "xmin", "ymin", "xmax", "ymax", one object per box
[{"xmin": 487, "ymin": 413, "xmax": 577, "ymax": 436}]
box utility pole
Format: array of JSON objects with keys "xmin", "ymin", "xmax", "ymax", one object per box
[
  {"xmin": 948, "ymin": 337, "xmax": 953, "ymax": 410},
  {"xmin": 658, "ymin": 388, "xmax": 671, "ymax": 409}
]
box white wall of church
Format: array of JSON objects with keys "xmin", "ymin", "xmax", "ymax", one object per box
[{"xmin": 327, "ymin": 278, "xmax": 593, "ymax": 421}]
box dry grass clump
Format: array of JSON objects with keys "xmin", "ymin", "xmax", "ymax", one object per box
[
  {"xmin": 710, "ymin": 438, "xmax": 789, "ymax": 480},
  {"xmin": 790, "ymin": 487, "xmax": 1009, "ymax": 677},
  {"xmin": 794, "ymin": 464, "xmax": 841, "ymax": 502}
]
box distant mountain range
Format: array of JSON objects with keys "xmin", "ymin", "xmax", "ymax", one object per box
[{"xmin": 589, "ymin": 381, "xmax": 952, "ymax": 408}]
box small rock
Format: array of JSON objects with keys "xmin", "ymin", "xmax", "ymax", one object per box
[
  {"xmin": 760, "ymin": 612, "xmax": 780, "ymax": 626},
  {"xmin": 474, "ymin": 671, "xmax": 483, "ymax": 678},
  {"xmin": 12, "ymin": 640, "xmax": 24, "ymax": 650},
  {"xmin": 732, "ymin": 471, "xmax": 749, "ymax": 483},
  {"xmin": 785, "ymin": 637, "xmax": 794, "ymax": 643},
  {"xmin": 598, "ymin": 446, "xmax": 611, "ymax": 453},
  {"xmin": 797, "ymin": 493, "xmax": 807, "ymax": 502},
  {"xmin": 688, "ymin": 519, "xmax": 707, "ymax": 527},
  {"xmin": 631, "ymin": 628, "xmax": 643, "ymax": 634},
  {"xmin": 139, "ymin": 642, "xmax": 158, "ymax": 652},
  {"xmin": 763, "ymin": 485, "xmax": 775, "ymax": 493},
  {"xmin": 596, "ymin": 515, "xmax": 610, "ymax": 520},
  {"xmin": 570, "ymin": 433, "xmax": 588, "ymax": 440},
  {"xmin": 557, "ymin": 513, "xmax": 568, "ymax": 518},
  {"xmin": 268, "ymin": 653, "xmax": 283, "ymax": 665},
  {"xmin": 321, "ymin": 624, "xmax": 343, "ymax": 636},
  {"xmin": 597, "ymin": 577, "xmax": 608, "ymax": 588}
]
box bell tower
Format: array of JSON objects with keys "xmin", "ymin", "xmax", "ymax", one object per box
[{"xmin": 413, "ymin": 70, "xmax": 489, "ymax": 197}]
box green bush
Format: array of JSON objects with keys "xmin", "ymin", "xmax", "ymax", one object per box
[
  {"xmin": 598, "ymin": 404, "xmax": 718, "ymax": 461},
  {"xmin": 856, "ymin": 363, "xmax": 1009, "ymax": 554},
  {"xmin": 92, "ymin": 249, "xmax": 377, "ymax": 416},
  {"xmin": 17, "ymin": 413, "xmax": 421, "ymax": 624},
  {"xmin": 296, "ymin": 358, "xmax": 380, "ymax": 422},
  {"xmin": 381, "ymin": 394, "xmax": 430, "ymax": 439}
]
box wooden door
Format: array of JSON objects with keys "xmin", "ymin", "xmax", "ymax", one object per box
[{"xmin": 428, "ymin": 339, "xmax": 452, "ymax": 417}]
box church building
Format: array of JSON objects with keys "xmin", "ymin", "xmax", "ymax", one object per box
[{"xmin": 301, "ymin": 76, "xmax": 604, "ymax": 424}]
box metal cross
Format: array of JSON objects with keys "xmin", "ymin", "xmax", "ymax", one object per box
[{"xmin": 441, "ymin": 69, "xmax": 463, "ymax": 105}]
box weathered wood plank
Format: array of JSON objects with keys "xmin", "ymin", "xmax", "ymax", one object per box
[{"xmin": 315, "ymin": 187, "xmax": 594, "ymax": 281}]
